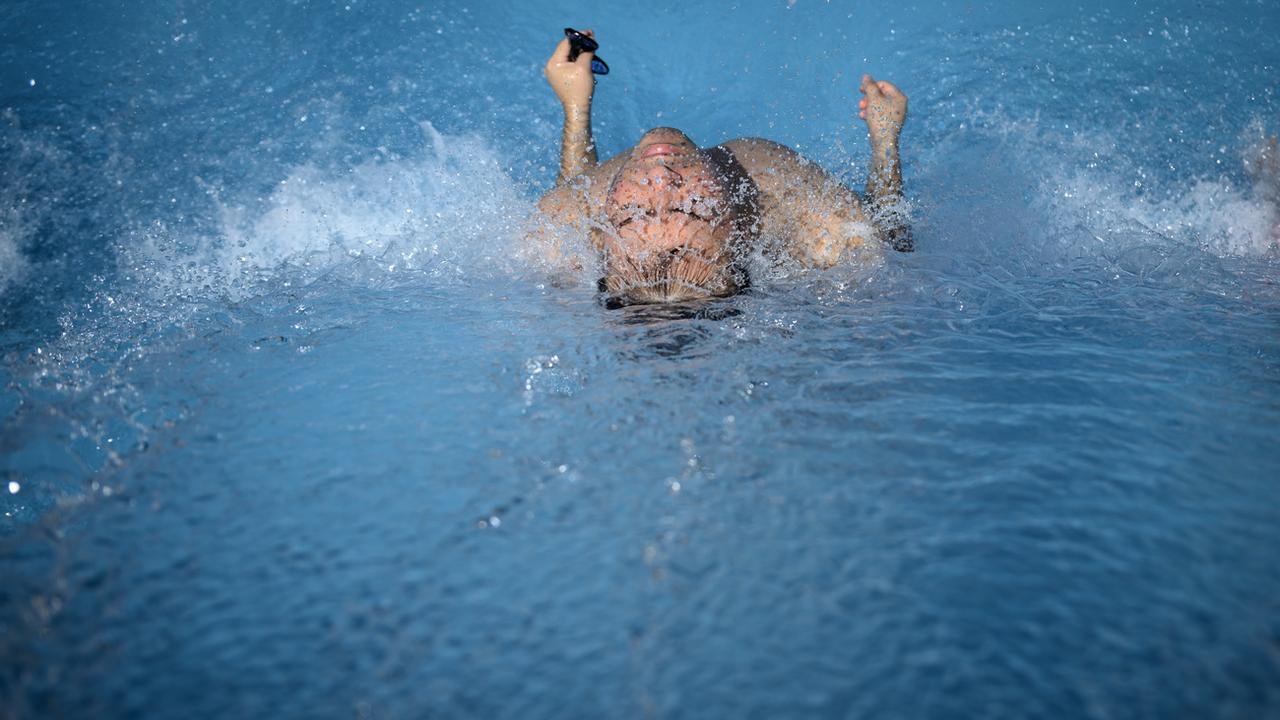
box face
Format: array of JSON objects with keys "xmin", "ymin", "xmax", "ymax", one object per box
[{"xmin": 598, "ymin": 128, "xmax": 743, "ymax": 303}]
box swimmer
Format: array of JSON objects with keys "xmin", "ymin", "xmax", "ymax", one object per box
[
  {"xmin": 1243, "ymin": 132, "xmax": 1280, "ymax": 244},
  {"xmin": 529, "ymin": 29, "xmax": 912, "ymax": 306}
]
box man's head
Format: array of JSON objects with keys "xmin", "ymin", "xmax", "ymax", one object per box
[{"xmin": 596, "ymin": 128, "xmax": 753, "ymax": 305}]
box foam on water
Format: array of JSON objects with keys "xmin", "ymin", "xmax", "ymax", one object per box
[
  {"xmin": 910, "ymin": 112, "xmax": 1280, "ymax": 296},
  {"xmin": 0, "ymin": 112, "xmax": 55, "ymax": 301},
  {"xmin": 4, "ymin": 111, "xmax": 1278, "ymax": 512},
  {"xmin": 1039, "ymin": 125, "xmax": 1280, "ymax": 260},
  {"xmin": 0, "ymin": 215, "xmax": 26, "ymax": 295},
  {"xmin": 121, "ymin": 122, "xmax": 534, "ymax": 303},
  {"xmin": 90, "ymin": 113, "xmax": 1279, "ymax": 331},
  {"xmin": 1, "ymin": 122, "xmax": 545, "ymax": 525}
]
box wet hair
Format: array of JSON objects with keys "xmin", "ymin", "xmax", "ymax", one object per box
[
  {"xmin": 599, "ymin": 249, "xmax": 750, "ymax": 307},
  {"xmin": 597, "ymin": 265, "xmax": 750, "ymax": 309}
]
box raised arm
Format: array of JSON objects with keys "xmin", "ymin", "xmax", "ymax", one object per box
[
  {"xmin": 544, "ymin": 30, "xmax": 599, "ymax": 185},
  {"xmin": 716, "ymin": 138, "xmax": 877, "ymax": 268},
  {"xmin": 524, "ymin": 31, "xmax": 602, "ymax": 270},
  {"xmin": 719, "ymin": 74, "xmax": 911, "ymax": 267},
  {"xmin": 858, "ymin": 74, "xmax": 912, "ymax": 251}
]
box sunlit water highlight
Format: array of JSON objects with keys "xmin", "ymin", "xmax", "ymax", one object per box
[{"xmin": 2, "ymin": 1, "xmax": 1279, "ymax": 718}]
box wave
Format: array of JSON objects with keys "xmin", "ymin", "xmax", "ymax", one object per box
[
  {"xmin": 0, "ymin": 217, "xmax": 27, "ymax": 296},
  {"xmin": 118, "ymin": 122, "xmax": 536, "ymax": 303},
  {"xmin": 915, "ymin": 114, "xmax": 1280, "ymax": 271}
]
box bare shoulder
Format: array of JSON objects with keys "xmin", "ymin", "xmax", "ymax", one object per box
[
  {"xmin": 536, "ymin": 151, "xmax": 630, "ymax": 222},
  {"xmin": 718, "ymin": 137, "xmax": 795, "ymax": 158},
  {"xmin": 717, "ymin": 138, "xmax": 809, "ymax": 180},
  {"xmin": 528, "ymin": 152, "xmax": 632, "ymax": 269},
  {"xmin": 714, "ymin": 138, "xmax": 873, "ymax": 268},
  {"xmin": 715, "ymin": 138, "xmax": 845, "ymax": 199}
]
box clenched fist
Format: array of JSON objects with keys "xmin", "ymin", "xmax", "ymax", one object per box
[
  {"xmin": 544, "ymin": 29, "xmax": 597, "ymax": 111},
  {"xmin": 858, "ymin": 74, "xmax": 908, "ymax": 149}
]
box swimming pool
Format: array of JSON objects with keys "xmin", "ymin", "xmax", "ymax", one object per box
[{"xmin": 2, "ymin": 0, "xmax": 1279, "ymax": 717}]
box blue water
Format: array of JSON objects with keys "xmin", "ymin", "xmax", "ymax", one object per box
[{"xmin": 3, "ymin": 1, "xmax": 1280, "ymax": 718}]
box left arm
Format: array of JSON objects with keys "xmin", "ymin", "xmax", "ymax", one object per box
[
  {"xmin": 858, "ymin": 75, "xmax": 912, "ymax": 251},
  {"xmin": 720, "ymin": 138, "xmax": 881, "ymax": 268},
  {"xmin": 720, "ymin": 74, "xmax": 911, "ymax": 267}
]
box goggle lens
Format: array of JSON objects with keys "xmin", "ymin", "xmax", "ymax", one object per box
[{"xmin": 564, "ymin": 27, "xmax": 609, "ymax": 75}]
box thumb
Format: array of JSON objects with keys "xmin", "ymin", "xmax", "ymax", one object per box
[{"xmin": 860, "ymin": 74, "xmax": 882, "ymax": 97}]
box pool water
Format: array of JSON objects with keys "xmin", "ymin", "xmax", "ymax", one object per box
[{"xmin": 2, "ymin": 1, "xmax": 1279, "ymax": 718}]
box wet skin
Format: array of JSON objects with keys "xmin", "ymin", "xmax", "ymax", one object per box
[
  {"xmin": 537, "ymin": 127, "xmax": 892, "ymax": 300},
  {"xmin": 535, "ymin": 31, "xmax": 911, "ymax": 304}
]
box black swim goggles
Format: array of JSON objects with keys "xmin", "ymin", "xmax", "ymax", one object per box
[{"xmin": 564, "ymin": 27, "xmax": 609, "ymax": 75}]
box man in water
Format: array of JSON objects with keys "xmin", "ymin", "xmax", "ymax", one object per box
[
  {"xmin": 1244, "ymin": 132, "xmax": 1280, "ymax": 245},
  {"xmin": 529, "ymin": 29, "xmax": 913, "ymax": 306}
]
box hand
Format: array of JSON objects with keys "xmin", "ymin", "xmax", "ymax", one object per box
[
  {"xmin": 544, "ymin": 30, "xmax": 596, "ymax": 111},
  {"xmin": 1245, "ymin": 135, "xmax": 1278, "ymax": 182},
  {"xmin": 858, "ymin": 74, "xmax": 907, "ymax": 148}
]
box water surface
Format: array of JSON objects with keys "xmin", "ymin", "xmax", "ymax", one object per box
[{"xmin": 2, "ymin": 1, "xmax": 1279, "ymax": 718}]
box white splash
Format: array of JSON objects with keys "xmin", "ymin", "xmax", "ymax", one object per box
[
  {"xmin": 0, "ymin": 220, "xmax": 26, "ymax": 295},
  {"xmin": 967, "ymin": 114, "xmax": 1280, "ymax": 259},
  {"xmin": 125, "ymin": 122, "xmax": 535, "ymax": 300},
  {"xmin": 1047, "ymin": 162, "xmax": 1279, "ymax": 258}
]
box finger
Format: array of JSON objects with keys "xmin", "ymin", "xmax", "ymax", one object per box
[
  {"xmin": 574, "ymin": 29, "xmax": 597, "ymax": 65},
  {"xmin": 860, "ymin": 74, "xmax": 881, "ymax": 97},
  {"xmin": 568, "ymin": 30, "xmax": 595, "ymax": 65},
  {"xmin": 877, "ymin": 80, "xmax": 905, "ymax": 98}
]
